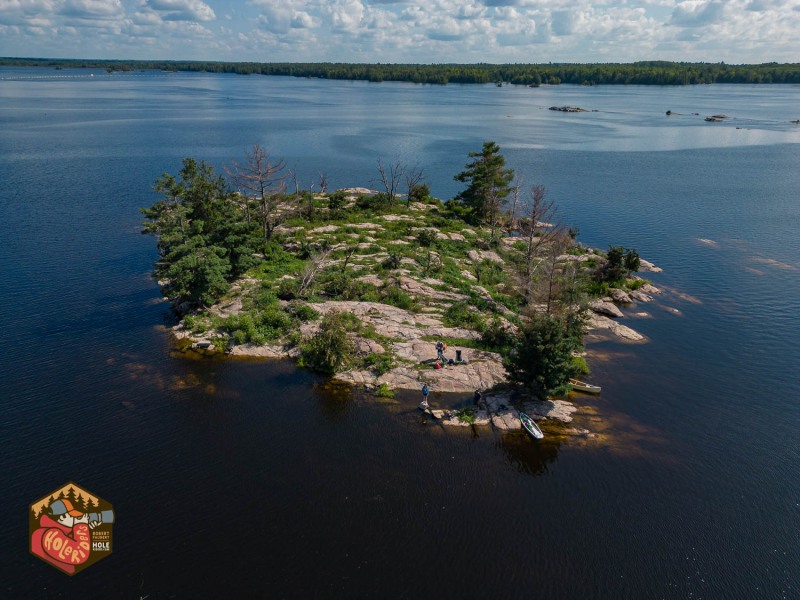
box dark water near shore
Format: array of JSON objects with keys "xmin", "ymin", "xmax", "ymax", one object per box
[{"xmin": 1, "ymin": 69, "xmax": 798, "ymax": 599}]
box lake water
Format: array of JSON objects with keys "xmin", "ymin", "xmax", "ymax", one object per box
[{"xmin": 1, "ymin": 69, "xmax": 798, "ymax": 599}]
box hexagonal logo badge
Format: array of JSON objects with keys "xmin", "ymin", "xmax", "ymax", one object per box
[{"xmin": 29, "ymin": 482, "xmax": 114, "ymax": 575}]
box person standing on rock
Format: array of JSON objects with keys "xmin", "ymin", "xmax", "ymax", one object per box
[
  {"xmin": 435, "ymin": 341, "xmax": 444, "ymax": 362},
  {"xmin": 420, "ymin": 383, "xmax": 430, "ymax": 409}
]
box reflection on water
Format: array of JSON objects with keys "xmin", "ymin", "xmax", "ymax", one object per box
[{"xmin": 500, "ymin": 430, "xmax": 562, "ymax": 475}]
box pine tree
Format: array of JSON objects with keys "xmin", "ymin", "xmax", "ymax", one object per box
[{"xmin": 454, "ymin": 141, "xmax": 514, "ymax": 227}]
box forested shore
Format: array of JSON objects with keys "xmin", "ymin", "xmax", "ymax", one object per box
[{"xmin": 3, "ymin": 57, "xmax": 800, "ymax": 85}]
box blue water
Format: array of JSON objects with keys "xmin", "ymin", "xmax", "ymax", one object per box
[{"xmin": 1, "ymin": 69, "xmax": 798, "ymax": 599}]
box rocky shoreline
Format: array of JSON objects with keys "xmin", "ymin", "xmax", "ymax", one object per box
[{"xmin": 175, "ymin": 263, "xmax": 663, "ymax": 394}]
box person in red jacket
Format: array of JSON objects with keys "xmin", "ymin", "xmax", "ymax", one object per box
[{"xmin": 31, "ymin": 499, "xmax": 98, "ymax": 575}]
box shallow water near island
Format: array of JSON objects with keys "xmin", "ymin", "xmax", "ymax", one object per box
[{"xmin": 1, "ymin": 70, "xmax": 798, "ymax": 599}]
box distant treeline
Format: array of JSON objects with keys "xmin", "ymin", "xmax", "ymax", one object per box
[{"xmin": 3, "ymin": 57, "xmax": 800, "ymax": 85}]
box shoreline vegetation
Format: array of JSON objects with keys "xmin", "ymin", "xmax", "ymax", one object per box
[
  {"xmin": 4, "ymin": 57, "xmax": 800, "ymax": 86},
  {"xmin": 143, "ymin": 142, "xmax": 663, "ymax": 435}
]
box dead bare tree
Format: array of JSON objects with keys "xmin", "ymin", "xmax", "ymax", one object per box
[
  {"xmin": 298, "ymin": 247, "xmax": 333, "ymax": 297},
  {"xmin": 507, "ymin": 179, "xmax": 523, "ymax": 232},
  {"xmin": 404, "ymin": 165, "xmax": 425, "ymax": 207},
  {"xmin": 486, "ymin": 186, "xmax": 508, "ymax": 242},
  {"xmin": 375, "ymin": 156, "xmax": 404, "ymax": 204},
  {"xmin": 539, "ymin": 233, "xmax": 572, "ymax": 315},
  {"xmin": 524, "ymin": 185, "xmax": 564, "ymax": 278},
  {"xmin": 318, "ymin": 172, "xmax": 329, "ymax": 194},
  {"xmin": 225, "ymin": 145, "xmax": 287, "ymax": 241}
]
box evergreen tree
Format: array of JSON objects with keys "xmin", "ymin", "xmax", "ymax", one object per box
[
  {"xmin": 506, "ymin": 313, "xmax": 585, "ymax": 398},
  {"xmin": 142, "ymin": 158, "xmax": 257, "ymax": 307},
  {"xmin": 454, "ymin": 141, "xmax": 514, "ymax": 226}
]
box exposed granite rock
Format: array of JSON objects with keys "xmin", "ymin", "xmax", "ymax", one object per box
[
  {"xmin": 523, "ymin": 399, "xmax": 578, "ymax": 422},
  {"xmin": 354, "ymin": 338, "xmax": 386, "ymax": 356},
  {"xmin": 639, "ymin": 259, "xmax": 662, "ymax": 273},
  {"xmin": 398, "ymin": 277, "xmax": 468, "ymax": 302},
  {"xmin": 355, "ymin": 274, "xmax": 384, "ymax": 287},
  {"xmin": 442, "ymin": 414, "xmax": 471, "ymax": 427},
  {"xmin": 229, "ymin": 343, "xmax": 293, "ymax": 358},
  {"xmin": 558, "ymin": 253, "xmax": 595, "ymax": 263},
  {"xmin": 589, "ymin": 300, "xmax": 624, "ymax": 319},
  {"xmin": 310, "ymin": 225, "xmax": 339, "ymax": 234},
  {"xmin": 340, "ymin": 187, "xmax": 376, "ymax": 195},
  {"xmin": 610, "ymin": 289, "xmax": 632, "ymax": 304},
  {"xmin": 587, "ymin": 313, "xmax": 645, "ymax": 342},
  {"xmin": 492, "ymin": 409, "xmax": 521, "ymax": 431},
  {"xmin": 629, "ymin": 290, "xmax": 653, "ymax": 302},
  {"xmin": 472, "ymin": 285, "xmax": 494, "ymax": 302},
  {"xmin": 640, "ymin": 283, "xmax": 661, "ymax": 294},
  {"xmin": 472, "ymin": 410, "xmax": 491, "ymax": 426},
  {"xmin": 467, "ymin": 250, "xmax": 504, "ymax": 264},
  {"xmin": 209, "ymin": 298, "xmax": 244, "ymax": 318},
  {"xmin": 349, "ymin": 222, "xmax": 385, "ymax": 231},
  {"xmin": 378, "ymin": 214, "xmax": 416, "ymax": 222}
]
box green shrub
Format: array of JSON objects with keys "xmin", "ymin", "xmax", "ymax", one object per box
[
  {"xmin": 571, "ymin": 355, "xmax": 590, "ymax": 376},
  {"xmin": 382, "ymin": 253, "xmax": 402, "ymax": 270},
  {"xmin": 364, "ymin": 351, "xmax": 395, "ymax": 376},
  {"xmin": 408, "ymin": 183, "xmax": 430, "ymax": 203},
  {"xmin": 443, "ymin": 302, "xmax": 486, "ymax": 331},
  {"xmin": 328, "ymin": 190, "xmax": 347, "ymax": 211},
  {"xmin": 183, "ymin": 314, "xmax": 207, "ymax": 334},
  {"xmin": 382, "ymin": 285, "xmax": 415, "ymax": 311},
  {"xmin": 254, "ymin": 287, "xmax": 279, "ymax": 309},
  {"xmin": 474, "ymin": 259, "xmax": 506, "ymax": 286},
  {"xmin": 456, "ymin": 408, "xmax": 475, "ymax": 424},
  {"xmin": 585, "ymin": 280, "xmax": 610, "ymax": 297},
  {"xmin": 626, "ymin": 278, "xmax": 650, "ymax": 291},
  {"xmin": 288, "ymin": 301, "xmax": 320, "ymax": 322},
  {"xmin": 277, "ymin": 278, "xmax": 298, "ymax": 300},
  {"xmin": 256, "ymin": 305, "xmax": 292, "ymax": 339},
  {"xmin": 480, "ymin": 319, "xmax": 515, "ymax": 353},
  {"xmin": 375, "ymin": 383, "xmax": 395, "ymax": 398},
  {"xmin": 300, "ymin": 311, "xmax": 356, "ymax": 374}
]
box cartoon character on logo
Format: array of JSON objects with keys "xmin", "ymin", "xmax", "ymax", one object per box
[{"xmin": 29, "ymin": 483, "xmax": 114, "ymax": 575}]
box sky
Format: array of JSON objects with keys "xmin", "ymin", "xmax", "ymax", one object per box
[{"xmin": 1, "ymin": 0, "xmax": 798, "ymax": 64}]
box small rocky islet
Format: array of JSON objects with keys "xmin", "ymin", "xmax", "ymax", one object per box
[{"xmin": 169, "ymin": 189, "xmax": 664, "ymax": 436}]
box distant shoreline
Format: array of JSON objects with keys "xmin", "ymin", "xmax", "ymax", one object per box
[{"xmin": 2, "ymin": 58, "xmax": 800, "ymax": 86}]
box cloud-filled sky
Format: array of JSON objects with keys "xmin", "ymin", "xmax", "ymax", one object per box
[{"xmin": 1, "ymin": 0, "xmax": 798, "ymax": 63}]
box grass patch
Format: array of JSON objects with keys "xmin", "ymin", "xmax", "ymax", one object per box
[
  {"xmin": 442, "ymin": 301, "xmax": 486, "ymax": 331},
  {"xmin": 363, "ymin": 351, "xmax": 395, "ymax": 376},
  {"xmin": 455, "ymin": 407, "xmax": 475, "ymax": 424},
  {"xmin": 375, "ymin": 383, "xmax": 395, "ymax": 398}
]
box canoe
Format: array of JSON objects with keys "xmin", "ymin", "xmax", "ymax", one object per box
[
  {"xmin": 519, "ymin": 412, "xmax": 543, "ymax": 439},
  {"xmin": 569, "ymin": 379, "xmax": 601, "ymax": 394}
]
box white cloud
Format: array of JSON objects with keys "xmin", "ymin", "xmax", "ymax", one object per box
[
  {"xmin": 0, "ymin": 0, "xmax": 798, "ymax": 63},
  {"xmin": 322, "ymin": 0, "xmax": 366, "ymax": 32},
  {"xmin": 145, "ymin": 0, "xmax": 215, "ymax": 22}
]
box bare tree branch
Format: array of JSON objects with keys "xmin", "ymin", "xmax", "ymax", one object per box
[
  {"xmin": 225, "ymin": 145, "xmax": 287, "ymax": 241},
  {"xmin": 375, "ymin": 156, "xmax": 404, "ymax": 204}
]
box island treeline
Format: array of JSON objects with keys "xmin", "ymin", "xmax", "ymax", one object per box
[
  {"xmin": 142, "ymin": 142, "xmax": 651, "ymax": 398},
  {"xmin": 4, "ymin": 57, "xmax": 800, "ymax": 85}
]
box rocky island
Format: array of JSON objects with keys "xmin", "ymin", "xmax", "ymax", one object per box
[{"xmin": 143, "ymin": 142, "xmax": 663, "ymax": 433}]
